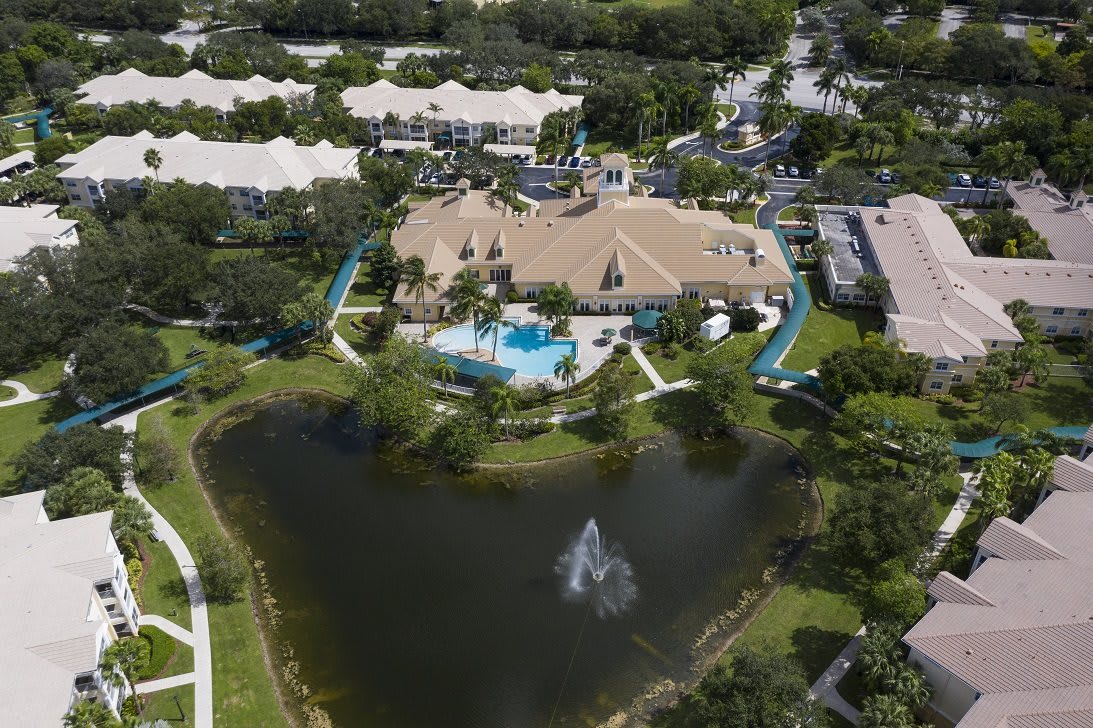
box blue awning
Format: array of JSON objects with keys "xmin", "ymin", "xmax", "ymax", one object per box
[{"xmin": 428, "ymin": 349, "xmax": 515, "ymax": 383}]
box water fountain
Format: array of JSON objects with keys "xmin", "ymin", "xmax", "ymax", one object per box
[{"xmin": 556, "ymin": 518, "xmax": 638, "ymax": 619}]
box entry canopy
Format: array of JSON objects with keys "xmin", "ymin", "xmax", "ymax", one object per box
[
  {"xmin": 379, "ymin": 139, "xmax": 434, "ymax": 151},
  {"xmin": 631, "ymin": 309, "xmax": 662, "ymax": 330},
  {"xmin": 484, "ymin": 143, "xmax": 537, "ymax": 157}
]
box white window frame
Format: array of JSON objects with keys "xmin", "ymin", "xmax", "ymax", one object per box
[
  {"xmin": 990, "ymin": 340, "xmax": 999, "ymax": 348},
  {"xmin": 929, "ymin": 381, "xmax": 944, "ymax": 391},
  {"xmin": 1052, "ymin": 307, "xmax": 1065, "ymax": 316},
  {"xmin": 1070, "ymin": 326, "xmax": 1081, "ymax": 335},
  {"xmin": 1045, "ymin": 325, "xmax": 1058, "ymax": 334},
  {"xmin": 934, "ymin": 361, "xmax": 949, "ymax": 371}
]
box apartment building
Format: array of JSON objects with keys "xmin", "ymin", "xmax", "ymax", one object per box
[
  {"xmin": 818, "ymin": 194, "xmax": 1093, "ymax": 394},
  {"xmin": 903, "ymin": 482, "xmax": 1093, "ymax": 727},
  {"xmin": 390, "ymin": 155, "xmax": 793, "ymax": 321},
  {"xmin": 1006, "ymin": 169, "xmax": 1093, "ymax": 266},
  {"xmin": 341, "ymin": 79, "xmax": 583, "ymax": 148},
  {"xmin": 0, "ymin": 491, "xmax": 141, "ymax": 727},
  {"xmin": 75, "ymin": 68, "xmax": 315, "ymax": 120},
  {"xmin": 0, "ymin": 204, "xmax": 79, "ymax": 271},
  {"xmin": 55, "ymin": 131, "xmax": 360, "ymax": 219}
]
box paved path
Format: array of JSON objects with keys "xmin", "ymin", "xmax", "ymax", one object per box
[
  {"xmin": 629, "ymin": 346, "xmax": 667, "ymax": 389},
  {"xmin": 937, "ymin": 6, "xmax": 967, "ymax": 39},
  {"xmin": 125, "ymin": 303, "xmax": 248, "ymax": 328},
  {"xmin": 0, "ymin": 379, "xmax": 59, "ymax": 407},
  {"xmin": 549, "ymin": 378, "xmax": 692, "ymax": 424},
  {"xmin": 136, "ymin": 672, "xmax": 196, "ymax": 694},
  {"xmin": 338, "ymin": 306, "xmax": 383, "ymax": 315},
  {"xmin": 331, "ymin": 331, "xmax": 363, "ymax": 364},
  {"xmin": 139, "ymin": 613, "xmax": 195, "ymax": 647},
  {"xmin": 809, "ymin": 468, "xmax": 981, "ymax": 723},
  {"xmin": 107, "ymin": 404, "xmax": 213, "ymax": 728},
  {"xmin": 810, "ymin": 626, "xmax": 866, "ymax": 723}
]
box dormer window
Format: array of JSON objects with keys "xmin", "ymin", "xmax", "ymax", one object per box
[
  {"xmin": 467, "ymin": 246, "xmax": 475, "ymax": 259},
  {"xmin": 614, "ymin": 273, "xmax": 624, "ymax": 288},
  {"xmin": 495, "ymin": 245, "xmax": 503, "ymax": 258}
]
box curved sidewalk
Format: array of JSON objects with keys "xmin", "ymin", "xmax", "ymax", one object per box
[
  {"xmin": 0, "ymin": 380, "xmax": 59, "ymax": 407},
  {"xmin": 109, "ymin": 404, "xmax": 213, "ymax": 728}
]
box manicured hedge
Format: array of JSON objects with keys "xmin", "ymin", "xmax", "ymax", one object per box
[{"xmin": 137, "ymin": 625, "xmax": 177, "ymax": 680}]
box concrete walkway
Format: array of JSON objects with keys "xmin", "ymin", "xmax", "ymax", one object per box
[
  {"xmin": 140, "ymin": 613, "xmax": 195, "ymax": 647},
  {"xmin": 107, "ymin": 404, "xmax": 213, "ymax": 728},
  {"xmin": 331, "ymin": 331, "xmax": 362, "ymax": 364},
  {"xmin": 136, "ymin": 672, "xmax": 196, "ymax": 694},
  {"xmin": 338, "ymin": 306, "xmax": 383, "ymax": 315},
  {"xmin": 124, "ymin": 303, "xmax": 249, "ymax": 328},
  {"xmin": 0, "ymin": 379, "xmax": 59, "ymax": 407},
  {"xmin": 549, "ymin": 378, "xmax": 693, "ymax": 424},
  {"xmin": 809, "ymin": 468, "xmax": 981, "ymax": 723},
  {"xmin": 809, "ymin": 626, "xmax": 866, "ymax": 723},
  {"xmin": 629, "ymin": 346, "xmax": 667, "ymax": 389}
]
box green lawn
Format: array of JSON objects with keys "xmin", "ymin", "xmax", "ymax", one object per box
[
  {"xmin": 135, "ymin": 354, "xmax": 351, "ymax": 728},
  {"xmin": 150, "ymin": 325, "xmax": 214, "ymax": 371},
  {"xmin": 777, "ymin": 205, "xmax": 796, "ymax": 222},
  {"xmin": 342, "ymin": 263, "xmax": 390, "ymax": 307},
  {"xmin": 142, "ymin": 683, "xmax": 194, "ymax": 725},
  {"xmin": 7, "ymin": 356, "xmax": 67, "ymax": 393},
  {"xmin": 332, "ymin": 315, "xmax": 377, "ymax": 359},
  {"xmin": 780, "ymin": 276, "xmax": 883, "ymax": 373},
  {"xmin": 0, "ymin": 385, "xmax": 15, "ymax": 401},
  {"xmin": 12, "ymin": 127, "xmax": 34, "ymax": 145},
  {"xmin": 643, "ymin": 344, "xmax": 699, "ymax": 384},
  {"xmin": 137, "ymin": 535, "xmax": 192, "ymax": 631},
  {"xmin": 716, "ymin": 103, "xmax": 738, "ymax": 120},
  {"xmin": 906, "ymin": 376, "xmax": 1092, "ymax": 442},
  {"xmin": 0, "ymin": 395, "xmax": 81, "ymax": 494},
  {"xmin": 1026, "ymin": 24, "xmax": 1058, "ymax": 50},
  {"xmin": 160, "ymin": 639, "xmax": 196, "ymax": 679}
]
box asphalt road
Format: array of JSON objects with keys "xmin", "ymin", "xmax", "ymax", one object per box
[{"xmin": 936, "ymin": 6, "xmax": 969, "ymax": 39}]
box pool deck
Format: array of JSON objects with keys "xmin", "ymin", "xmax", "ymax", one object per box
[{"xmin": 401, "ymin": 304, "xmax": 639, "ymax": 382}]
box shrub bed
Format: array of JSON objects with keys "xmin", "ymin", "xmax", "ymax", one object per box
[{"xmin": 136, "ymin": 625, "xmax": 177, "ymax": 680}]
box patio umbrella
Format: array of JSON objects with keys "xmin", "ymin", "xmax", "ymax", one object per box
[
  {"xmin": 631, "ymin": 309, "xmax": 662, "ymax": 331},
  {"xmin": 601, "ymin": 328, "xmax": 617, "ymax": 343}
]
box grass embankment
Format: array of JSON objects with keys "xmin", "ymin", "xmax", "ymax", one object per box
[
  {"xmin": 135, "ymin": 354, "xmax": 351, "ymax": 728},
  {"xmin": 137, "ymin": 537, "xmax": 193, "ymax": 631},
  {"xmin": 780, "ymin": 276, "xmax": 883, "ymax": 373},
  {"xmin": 1026, "ymin": 24, "xmax": 1058, "ymax": 50},
  {"xmin": 342, "ymin": 262, "xmax": 389, "ymax": 308},
  {"xmin": 715, "ymin": 103, "xmax": 738, "ymax": 120},
  {"xmin": 142, "ymin": 684, "xmax": 195, "ymax": 725}
]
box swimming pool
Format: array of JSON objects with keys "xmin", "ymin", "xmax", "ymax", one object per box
[{"xmin": 432, "ymin": 319, "xmax": 578, "ymax": 378}]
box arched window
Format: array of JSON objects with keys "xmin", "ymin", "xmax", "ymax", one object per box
[{"xmin": 614, "ymin": 273, "xmax": 624, "ymax": 288}]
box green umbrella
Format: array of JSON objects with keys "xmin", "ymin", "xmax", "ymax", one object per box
[
  {"xmin": 631, "ymin": 309, "xmax": 662, "ymax": 330},
  {"xmin": 601, "ymin": 328, "xmax": 617, "ymax": 342}
]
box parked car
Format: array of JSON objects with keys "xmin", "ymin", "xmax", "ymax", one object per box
[
  {"xmin": 441, "ymin": 151, "xmax": 453, "ymax": 162},
  {"xmin": 545, "ymin": 154, "xmax": 556, "ymax": 165},
  {"xmin": 989, "ymin": 176, "xmax": 1001, "ymax": 189},
  {"xmin": 878, "ymin": 168, "xmax": 892, "ymax": 183},
  {"xmin": 788, "ymin": 166, "xmax": 799, "ymax": 178},
  {"xmin": 568, "ymin": 156, "xmax": 582, "ymax": 168},
  {"xmin": 580, "ymin": 158, "xmax": 593, "ymax": 168},
  {"xmin": 557, "ymin": 156, "xmax": 569, "ymax": 167},
  {"xmin": 972, "ymin": 175, "xmax": 986, "ymax": 188},
  {"xmin": 370, "ymin": 148, "xmax": 384, "ymax": 158},
  {"xmin": 891, "ymin": 172, "xmax": 902, "ymax": 184},
  {"xmin": 947, "ymin": 172, "xmax": 959, "ymax": 186},
  {"xmin": 428, "ymin": 173, "xmax": 441, "ymax": 185},
  {"xmin": 452, "ymin": 150, "xmax": 465, "ymax": 162},
  {"xmin": 592, "ymin": 158, "xmax": 602, "ymax": 167},
  {"xmin": 774, "ymin": 164, "xmax": 786, "ymax": 177},
  {"xmin": 957, "ymin": 173, "xmax": 972, "ymax": 187}
]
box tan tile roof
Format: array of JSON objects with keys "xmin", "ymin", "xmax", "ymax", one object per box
[
  {"xmin": 904, "ymin": 491, "xmax": 1093, "ymax": 727},
  {"xmin": 946, "ymin": 258, "xmax": 1093, "ymax": 309},
  {"xmin": 393, "ymin": 195, "xmax": 793, "ymax": 301},
  {"xmin": 1051, "ymin": 455, "xmax": 1093, "ymax": 493},
  {"xmin": 1006, "ymin": 181, "xmax": 1093, "ymax": 266},
  {"xmin": 393, "ymin": 236, "xmax": 465, "ymax": 303},
  {"xmin": 928, "ymin": 571, "xmax": 995, "ymax": 606}
]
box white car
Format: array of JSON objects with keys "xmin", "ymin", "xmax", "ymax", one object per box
[
  {"xmin": 957, "ymin": 173, "xmax": 972, "ymax": 187},
  {"xmin": 774, "ymin": 164, "xmax": 786, "ymax": 177},
  {"xmin": 788, "ymin": 166, "xmax": 799, "ymax": 178}
]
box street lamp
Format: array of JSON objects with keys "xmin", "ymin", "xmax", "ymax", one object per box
[
  {"xmin": 173, "ymin": 692, "xmax": 186, "ymax": 722},
  {"xmin": 896, "ymin": 40, "xmax": 906, "ymax": 80}
]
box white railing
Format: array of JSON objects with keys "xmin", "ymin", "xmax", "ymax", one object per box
[
  {"xmin": 572, "ymin": 349, "xmax": 615, "ymax": 384},
  {"xmin": 1048, "ymin": 364, "xmax": 1084, "ymax": 378},
  {"xmin": 431, "ymin": 382, "xmax": 475, "ymax": 396},
  {"xmin": 630, "ymin": 335, "xmax": 659, "ymax": 346}
]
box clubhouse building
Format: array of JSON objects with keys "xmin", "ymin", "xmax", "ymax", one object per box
[{"xmin": 390, "ymin": 154, "xmax": 794, "ymax": 321}]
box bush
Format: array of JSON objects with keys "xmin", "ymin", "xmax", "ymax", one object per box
[
  {"xmin": 691, "ymin": 337, "xmax": 716, "ymax": 354},
  {"xmin": 505, "ymin": 289, "xmax": 519, "ymax": 303},
  {"xmin": 289, "ymin": 340, "xmax": 346, "ymax": 363},
  {"xmin": 951, "ymin": 385, "xmax": 981, "ymax": 403},
  {"xmin": 795, "ymin": 258, "xmax": 818, "ymax": 271},
  {"xmin": 921, "ymin": 393, "xmax": 955, "ymax": 405},
  {"xmin": 613, "ymin": 342, "xmax": 632, "ymax": 355},
  {"xmin": 126, "ymin": 557, "xmax": 143, "ymax": 610},
  {"xmin": 427, "ymin": 321, "xmax": 453, "ymax": 337},
  {"xmin": 730, "ymin": 306, "xmax": 761, "ymax": 332},
  {"xmin": 136, "ymin": 625, "xmax": 177, "ymax": 680},
  {"xmin": 662, "ymin": 343, "xmax": 681, "ymax": 360},
  {"xmin": 510, "ymin": 417, "xmax": 556, "ymax": 439},
  {"xmin": 551, "ymin": 321, "xmax": 572, "ymax": 337},
  {"xmin": 1054, "ymin": 337, "xmax": 1085, "ymax": 356}
]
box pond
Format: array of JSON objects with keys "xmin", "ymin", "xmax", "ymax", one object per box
[{"xmin": 197, "ymin": 397, "xmax": 815, "ymax": 727}]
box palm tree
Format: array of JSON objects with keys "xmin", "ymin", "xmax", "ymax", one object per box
[
  {"xmin": 757, "ymin": 100, "xmax": 785, "ymax": 172},
  {"xmin": 779, "ymin": 100, "xmax": 801, "ymax": 155},
  {"xmin": 960, "ymin": 215, "xmax": 990, "ymax": 248},
  {"xmin": 382, "ymin": 111, "xmax": 401, "ymax": 140},
  {"xmin": 810, "ymin": 238, "xmax": 834, "ymax": 259},
  {"xmin": 426, "ymin": 101, "xmax": 443, "ymax": 141},
  {"xmin": 1018, "ymin": 447, "xmax": 1055, "ymax": 501},
  {"xmin": 920, "ymin": 181, "xmax": 943, "ymax": 198},
  {"xmin": 813, "ymin": 66, "xmax": 838, "ymax": 115},
  {"xmin": 809, "ymin": 32, "xmax": 834, "ymax": 67},
  {"xmin": 409, "ymin": 110, "xmax": 428, "ymax": 139},
  {"xmin": 434, "ymin": 358, "xmax": 457, "ymax": 394},
  {"xmin": 859, "ymin": 694, "xmax": 916, "ymax": 728},
  {"xmin": 64, "ymin": 701, "xmax": 120, "ymax": 728},
  {"xmin": 634, "ymin": 91, "xmax": 656, "ymax": 161},
  {"xmin": 702, "ymin": 64, "xmax": 728, "ymax": 103},
  {"xmin": 491, "ymin": 384, "xmax": 517, "ymax": 438},
  {"xmin": 449, "ymin": 268, "xmax": 487, "ymax": 351},
  {"xmin": 982, "ymin": 141, "xmax": 1037, "ymax": 204},
  {"xmin": 537, "ymin": 110, "xmax": 566, "ymax": 197},
  {"xmin": 677, "ymin": 82, "xmax": 702, "ymax": 133},
  {"xmin": 400, "ymin": 255, "xmax": 441, "ymax": 340},
  {"xmin": 698, "ymin": 109, "xmax": 720, "ymax": 158},
  {"xmin": 722, "ymin": 57, "xmax": 747, "ymax": 108},
  {"xmin": 884, "ymin": 664, "xmax": 931, "ymax": 709},
  {"xmin": 477, "ymin": 296, "xmax": 518, "ymax": 361},
  {"xmin": 143, "ymin": 148, "xmax": 163, "ymax": 183},
  {"xmin": 554, "ymin": 353, "xmax": 581, "ymax": 398},
  {"xmin": 647, "ymin": 136, "xmax": 681, "ymax": 186}
]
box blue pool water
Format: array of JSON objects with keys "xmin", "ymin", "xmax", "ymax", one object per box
[{"xmin": 432, "ymin": 319, "xmax": 578, "ymax": 377}]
